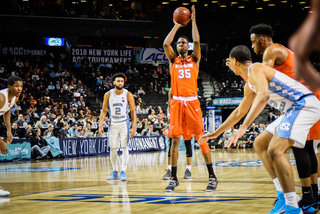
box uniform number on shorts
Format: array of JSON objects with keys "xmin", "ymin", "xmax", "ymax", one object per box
[
  {"xmin": 115, "ymin": 107, "xmax": 121, "ymax": 115},
  {"xmin": 178, "ymin": 69, "xmax": 191, "ymax": 79}
]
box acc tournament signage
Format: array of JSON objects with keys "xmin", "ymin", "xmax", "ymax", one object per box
[
  {"xmin": 2, "ymin": 46, "xmax": 48, "ymax": 56},
  {"xmin": 71, "ymin": 47, "xmax": 133, "ymax": 63},
  {"xmin": 59, "ymin": 136, "xmax": 166, "ymax": 158},
  {"xmin": 140, "ymin": 48, "xmax": 168, "ymax": 64},
  {"xmin": 0, "ymin": 139, "xmax": 31, "ymax": 161},
  {"xmin": 212, "ymin": 97, "xmax": 243, "ymax": 106}
]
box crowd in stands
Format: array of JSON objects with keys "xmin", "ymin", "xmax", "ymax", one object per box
[{"xmin": 15, "ymin": 0, "xmax": 147, "ymax": 21}]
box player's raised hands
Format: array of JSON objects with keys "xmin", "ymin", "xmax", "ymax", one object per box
[
  {"xmin": 173, "ymin": 20, "xmax": 185, "ymax": 27},
  {"xmin": 224, "ymin": 127, "xmax": 246, "ymax": 148},
  {"xmin": 226, "ymin": 58, "xmax": 233, "ymax": 71},
  {"xmin": 191, "ymin": 5, "xmax": 195, "ymax": 21}
]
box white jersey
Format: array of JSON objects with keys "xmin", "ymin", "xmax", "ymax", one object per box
[
  {"xmin": 0, "ymin": 88, "xmax": 16, "ymax": 116},
  {"xmin": 108, "ymin": 88, "xmax": 129, "ymax": 123},
  {"xmin": 247, "ymin": 64, "xmax": 313, "ymax": 112}
]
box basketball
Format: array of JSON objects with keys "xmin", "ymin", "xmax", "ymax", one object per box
[{"xmin": 173, "ymin": 7, "xmax": 191, "ymax": 25}]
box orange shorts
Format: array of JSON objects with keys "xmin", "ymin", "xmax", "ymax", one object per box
[
  {"xmin": 308, "ymin": 90, "xmax": 320, "ymax": 140},
  {"xmin": 168, "ymin": 98, "xmax": 204, "ymax": 138}
]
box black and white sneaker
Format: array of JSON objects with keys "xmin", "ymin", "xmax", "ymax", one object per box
[
  {"xmin": 162, "ymin": 169, "xmax": 171, "ymax": 180},
  {"xmin": 206, "ymin": 177, "xmax": 218, "ymax": 192},
  {"xmin": 184, "ymin": 168, "xmax": 192, "ymax": 179},
  {"xmin": 165, "ymin": 179, "xmax": 179, "ymax": 192}
]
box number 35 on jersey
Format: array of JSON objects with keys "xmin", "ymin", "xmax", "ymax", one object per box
[{"xmin": 178, "ymin": 69, "xmax": 191, "ymax": 79}]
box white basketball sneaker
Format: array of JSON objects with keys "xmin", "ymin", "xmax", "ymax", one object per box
[{"xmin": 0, "ymin": 186, "xmax": 10, "ymax": 197}]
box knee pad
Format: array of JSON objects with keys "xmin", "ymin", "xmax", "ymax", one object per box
[
  {"xmin": 306, "ymin": 140, "xmax": 318, "ymax": 175},
  {"xmin": 168, "ymin": 138, "xmax": 172, "ymax": 157},
  {"xmin": 292, "ymin": 145, "xmax": 311, "ymax": 179},
  {"xmin": 185, "ymin": 140, "xmax": 192, "ymax": 157}
]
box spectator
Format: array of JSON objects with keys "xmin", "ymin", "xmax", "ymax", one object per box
[
  {"xmin": 35, "ymin": 116, "xmax": 49, "ymax": 128},
  {"xmin": 126, "ymin": 66, "xmax": 132, "ymax": 74},
  {"xmin": 106, "ymin": 61, "xmax": 112, "ymax": 68},
  {"xmin": 92, "ymin": 117, "xmax": 98, "ymax": 128},
  {"xmin": 43, "ymin": 124, "xmax": 54, "ymax": 138},
  {"xmin": 31, "ymin": 71, "xmax": 40, "ymax": 81},
  {"xmin": 164, "ymin": 83, "xmax": 170, "ymax": 92},
  {"xmin": 74, "ymin": 60, "xmax": 82, "ymax": 68},
  {"xmin": 15, "ymin": 114, "xmax": 27, "ymax": 128},
  {"xmin": 49, "ymin": 70, "xmax": 56, "ymax": 78},
  {"xmin": 28, "ymin": 96, "xmax": 37, "ymax": 107},
  {"xmin": 56, "ymin": 81, "xmax": 61, "ymax": 90},
  {"xmin": 73, "ymin": 89, "xmax": 81, "ymax": 98},
  {"xmin": 16, "ymin": 59, "xmax": 24, "ymax": 68},
  {"xmin": 231, "ymin": 80, "xmax": 238, "ymax": 88},
  {"xmin": 30, "ymin": 107, "xmax": 40, "ymax": 119},
  {"xmin": 31, "ymin": 128, "xmax": 51, "ymax": 159},
  {"xmin": 152, "ymin": 59, "xmax": 159, "ymax": 67},
  {"xmin": 76, "ymin": 125, "xmax": 84, "ymax": 137},
  {"xmin": 102, "ymin": 117, "xmax": 109, "ymax": 128},
  {"xmin": 11, "ymin": 123, "xmax": 19, "ymax": 138},
  {"xmin": 249, "ymin": 123, "xmax": 259, "ymax": 133},
  {"xmin": 266, "ymin": 112, "xmax": 276, "ymax": 123},
  {"xmin": 99, "ymin": 61, "xmax": 105, "ymax": 68},
  {"xmin": 159, "ymin": 87, "xmax": 166, "ymax": 95},
  {"xmin": 219, "ymin": 82, "xmax": 227, "ymax": 95},
  {"xmin": 48, "ymin": 60, "xmax": 55, "ymax": 69},
  {"xmin": 152, "ymin": 70, "xmax": 158, "ymax": 79},
  {"xmin": 147, "ymin": 105, "xmax": 155, "ymax": 114},
  {"xmin": 48, "ymin": 82, "xmax": 55, "ymax": 90},
  {"xmin": 84, "ymin": 124, "xmax": 94, "ymax": 137},
  {"xmin": 259, "ymin": 123, "xmax": 266, "ymax": 132},
  {"xmin": 148, "ymin": 111, "xmax": 157, "ymax": 123},
  {"xmin": 24, "ymin": 125, "xmax": 33, "ymax": 139},
  {"xmin": 68, "ymin": 123, "xmax": 77, "ymax": 137},
  {"xmin": 148, "ymin": 82, "xmax": 154, "ymax": 91},
  {"xmin": 138, "ymin": 87, "xmax": 145, "ymax": 95},
  {"xmin": 154, "ymin": 117, "xmax": 164, "ymax": 128},
  {"xmin": 136, "ymin": 97, "xmax": 145, "ymax": 109},
  {"xmin": 78, "ymin": 97, "xmax": 85, "ymax": 106},
  {"xmin": 59, "ymin": 123, "xmax": 69, "ymax": 138}
]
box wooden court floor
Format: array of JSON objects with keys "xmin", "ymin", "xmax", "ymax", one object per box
[{"xmin": 0, "ymin": 149, "xmax": 303, "ymax": 214}]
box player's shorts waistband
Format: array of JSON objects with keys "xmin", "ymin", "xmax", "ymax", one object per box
[{"xmin": 172, "ymin": 96, "xmax": 198, "ymax": 101}]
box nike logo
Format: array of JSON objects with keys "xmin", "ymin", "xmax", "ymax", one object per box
[{"xmin": 195, "ymin": 109, "xmax": 200, "ymax": 112}]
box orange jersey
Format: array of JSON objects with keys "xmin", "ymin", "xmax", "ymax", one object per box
[
  {"xmin": 170, "ymin": 56, "xmax": 198, "ymax": 97},
  {"xmin": 271, "ymin": 43, "xmax": 296, "ymax": 79}
]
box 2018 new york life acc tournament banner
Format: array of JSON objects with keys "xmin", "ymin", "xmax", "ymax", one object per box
[
  {"xmin": 59, "ymin": 136, "xmax": 166, "ymax": 158},
  {"xmin": 71, "ymin": 47, "xmax": 134, "ymax": 64}
]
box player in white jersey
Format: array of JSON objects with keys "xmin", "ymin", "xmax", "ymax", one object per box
[
  {"xmin": 0, "ymin": 76, "xmax": 23, "ymax": 197},
  {"xmin": 99, "ymin": 73, "xmax": 137, "ymax": 181},
  {"xmin": 202, "ymin": 46, "xmax": 320, "ymax": 214}
]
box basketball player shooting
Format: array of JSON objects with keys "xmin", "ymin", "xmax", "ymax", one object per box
[
  {"xmin": 0, "ymin": 76, "xmax": 23, "ymax": 197},
  {"xmin": 163, "ymin": 5, "xmax": 218, "ymax": 192},
  {"xmin": 99, "ymin": 73, "xmax": 137, "ymax": 181}
]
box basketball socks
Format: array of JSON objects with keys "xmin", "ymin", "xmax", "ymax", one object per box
[
  {"xmin": 206, "ymin": 163, "xmax": 216, "ymax": 178},
  {"xmin": 302, "ymin": 186, "xmax": 313, "ymax": 201},
  {"xmin": 186, "ymin": 165, "xmax": 191, "ymax": 171},
  {"xmin": 122, "ymin": 147, "xmax": 129, "ymax": 172},
  {"xmin": 318, "ymin": 177, "xmax": 320, "ymax": 191},
  {"xmin": 110, "ymin": 148, "xmax": 119, "ymax": 172},
  {"xmin": 311, "ymin": 184, "xmax": 318, "ymax": 199},
  {"xmin": 168, "ymin": 165, "xmax": 172, "ymax": 171},
  {"xmin": 273, "ymin": 177, "xmax": 283, "ymax": 192},
  {"xmin": 284, "ymin": 192, "xmax": 299, "ymax": 208},
  {"xmin": 172, "ymin": 166, "xmax": 177, "ymax": 180}
]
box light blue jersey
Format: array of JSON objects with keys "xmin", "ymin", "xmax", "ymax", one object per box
[
  {"xmin": 247, "ymin": 63, "xmax": 320, "ymax": 146},
  {"xmin": 108, "ymin": 88, "xmax": 130, "ymax": 123},
  {"xmin": 247, "ymin": 64, "xmax": 313, "ymax": 113}
]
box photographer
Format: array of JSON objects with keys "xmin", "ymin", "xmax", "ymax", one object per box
[{"xmin": 30, "ymin": 128, "xmax": 50, "ymax": 159}]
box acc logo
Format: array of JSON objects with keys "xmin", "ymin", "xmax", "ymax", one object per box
[
  {"xmin": 158, "ymin": 137, "xmax": 165, "ymax": 150},
  {"xmin": 48, "ymin": 38, "xmax": 63, "ymax": 46},
  {"xmin": 213, "ymin": 100, "xmax": 218, "ymax": 105},
  {"xmin": 140, "ymin": 48, "xmax": 168, "ymax": 63},
  {"xmin": 212, "ymin": 160, "xmax": 296, "ymax": 167},
  {"xmin": 279, "ymin": 123, "xmax": 291, "ymax": 131}
]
